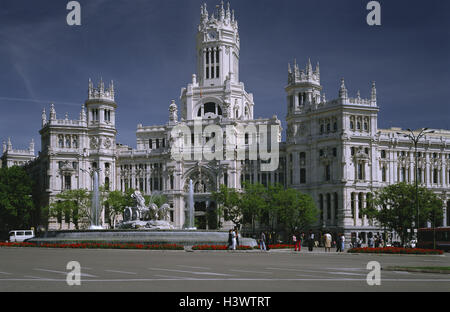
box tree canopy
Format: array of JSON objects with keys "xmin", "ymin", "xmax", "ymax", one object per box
[
  {"xmin": 363, "ymin": 182, "xmax": 444, "ymax": 244},
  {"xmin": 0, "ymin": 166, "xmax": 34, "ymax": 232},
  {"xmin": 212, "ymin": 183, "xmax": 318, "ymax": 234}
]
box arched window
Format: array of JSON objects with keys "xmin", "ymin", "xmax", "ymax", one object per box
[
  {"xmin": 198, "ymin": 102, "xmax": 222, "ymax": 118},
  {"xmin": 204, "ymin": 102, "xmax": 215, "ymax": 114}
]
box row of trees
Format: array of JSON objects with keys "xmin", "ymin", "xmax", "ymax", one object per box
[
  {"xmin": 0, "ymin": 165, "xmax": 168, "ymax": 233},
  {"xmin": 212, "ymin": 182, "xmax": 319, "ymax": 235},
  {"xmin": 0, "ymin": 165, "xmax": 445, "ymax": 244},
  {"xmin": 363, "ymin": 182, "xmax": 444, "ymax": 245}
]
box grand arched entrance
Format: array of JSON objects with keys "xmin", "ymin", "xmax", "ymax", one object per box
[{"xmin": 183, "ymin": 165, "xmax": 219, "ymax": 230}]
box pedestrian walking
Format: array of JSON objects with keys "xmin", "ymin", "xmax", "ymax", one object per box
[
  {"xmin": 235, "ymin": 227, "xmax": 240, "ymax": 247},
  {"xmin": 368, "ymin": 236, "xmax": 374, "ymax": 248},
  {"xmin": 296, "ymin": 233, "xmax": 302, "ymax": 251},
  {"xmin": 340, "ymin": 233, "xmax": 345, "ymax": 252},
  {"xmin": 292, "ymin": 233, "xmax": 299, "ymax": 251},
  {"xmin": 231, "ymin": 229, "xmax": 237, "ymax": 250},
  {"xmin": 227, "ymin": 229, "xmax": 232, "ymax": 250},
  {"xmin": 336, "ymin": 233, "xmax": 342, "ymax": 252},
  {"xmin": 259, "ymin": 231, "xmax": 266, "ymax": 251},
  {"xmin": 308, "ymin": 230, "xmax": 314, "ymax": 251},
  {"xmin": 324, "ymin": 231, "xmax": 332, "ymax": 252}
]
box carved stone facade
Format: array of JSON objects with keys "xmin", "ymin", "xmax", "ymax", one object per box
[{"xmin": 2, "ymin": 3, "xmax": 449, "ymax": 236}]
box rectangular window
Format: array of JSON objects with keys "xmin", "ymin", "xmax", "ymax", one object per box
[
  {"xmin": 216, "ymin": 66, "xmax": 219, "ymax": 78},
  {"xmin": 358, "ymin": 163, "xmax": 364, "ymax": 180},
  {"xmin": 327, "ymin": 194, "xmax": 331, "ymax": 220},
  {"xmin": 64, "ymin": 175, "xmax": 71, "ymax": 190},
  {"xmin": 334, "ymin": 193, "xmax": 338, "ymax": 221},
  {"xmin": 382, "ymin": 167, "xmax": 386, "ymax": 182},
  {"xmin": 351, "ymin": 193, "xmax": 355, "ymax": 218},
  {"xmin": 300, "ymin": 168, "xmax": 306, "ymax": 184},
  {"xmin": 433, "ymin": 169, "xmax": 439, "ymax": 184},
  {"xmin": 325, "ymin": 165, "xmax": 331, "ymax": 181},
  {"xmin": 319, "ymin": 194, "xmax": 324, "ymax": 222},
  {"xmin": 358, "ymin": 193, "xmax": 363, "ymax": 219},
  {"xmin": 149, "ymin": 139, "xmax": 152, "ymax": 149},
  {"xmin": 211, "ymin": 66, "xmax": 214, "ymax": 78},
  {"xmin": 206, "ymin": 67, "xmax": 209, "ymax": 79}
]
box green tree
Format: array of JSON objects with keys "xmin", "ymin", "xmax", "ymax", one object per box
[
  {"xmin": 211, "ymin": 184, "xmax": 242, "ymax": 228},
  {"xmin": 363, "ymin": 183, "xmax": 443, "ymax": 245},
  {"xmin": 273, "ymin": 187, "xmax": 318, "ymax": 235},
  {"xmin": 103, "ymin": 190, "xmax": 128, "ymax": 228},
  {"xmin": 0, "ymin": 166, "xmax": 34, "ymax": 233},
  {"xmin": 50, "ymin": 189, "xmax": 91, "ymax": 229},
  {"xmin": 240, "ymin": 182, "xmax": 268, "ymax": 233}
]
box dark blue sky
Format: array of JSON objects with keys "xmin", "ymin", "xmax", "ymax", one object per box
[{"xmin": 0, "ymin": 0, "xmax": 449, "ymax": 152}]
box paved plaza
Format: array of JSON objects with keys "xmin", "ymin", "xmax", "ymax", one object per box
[{"xmin": 0, "ymin": 247, "xmax": 449, "ymax": 292}]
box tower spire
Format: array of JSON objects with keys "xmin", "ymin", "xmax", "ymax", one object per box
[
  {"xmin": 371, "ymin": 81, "xmax": 377, "ymax": 105},
  {"xmin": 41, "ymin": 107, "xmax": 47, "ymax": 127},
  {"xmin": 50, "ymin": 103, "xmax": 56, "ymax": 120},
  {"xmin": 306, "ymin": 58, "xmax": 313, "ymax": 77},
  {"xmin": 29, "ymin": 139, "xmax": 35, "ymax": 155}
]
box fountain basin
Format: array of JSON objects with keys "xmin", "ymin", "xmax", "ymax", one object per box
[{"xmin": 27, "ymin": 230, "xmax": 258, "ymax": 247}]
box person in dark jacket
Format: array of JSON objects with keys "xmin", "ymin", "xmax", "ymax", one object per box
[{"xmin": 227, "ymin": 229, "xmax": 232, "ymax": 249}]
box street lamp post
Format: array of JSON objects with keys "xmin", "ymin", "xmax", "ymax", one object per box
[{"xmin": 397, "ymin": 128, "xmax": 434, "ymax": 240}]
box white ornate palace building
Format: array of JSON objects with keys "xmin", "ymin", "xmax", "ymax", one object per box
[{"xmin": 2, "ymin": 3, "xmax": 450, "ymax": 242}]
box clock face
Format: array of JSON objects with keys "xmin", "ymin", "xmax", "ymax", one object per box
[{"xmin": 208, "ymin": 31, "xmax": 216, "ymax": 40}]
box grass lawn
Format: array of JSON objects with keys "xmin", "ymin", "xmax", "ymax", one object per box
[{"xmin": 384, "ymin": 266, "xmax": 450, "ymax": 274}]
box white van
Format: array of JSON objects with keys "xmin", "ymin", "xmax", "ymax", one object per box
[{"xmin": 8, "ymin": 230, "xmax": 34, "ymax": 242}]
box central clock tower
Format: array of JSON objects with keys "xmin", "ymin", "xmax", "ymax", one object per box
[
  {"xmin": 179, "ymin": 2, "xmax": 254, "ymax": 122},
  {"xmin": 196, "ymin": 1, "xmax": 240, "ymax": 86}
]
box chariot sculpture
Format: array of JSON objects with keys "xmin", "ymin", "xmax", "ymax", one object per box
[{"xmin": 121, "ymin": 190, "xmax": 173, "ymax": 229}]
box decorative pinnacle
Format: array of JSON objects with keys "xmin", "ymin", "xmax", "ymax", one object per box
[{"xmin": 339, "ymin": 78, "xmax": 348, "ymax": 99}]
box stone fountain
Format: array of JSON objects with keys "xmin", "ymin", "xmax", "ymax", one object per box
[{"xmin": 119, "ymin": 191, "xmax": 174, "ymax": 230}]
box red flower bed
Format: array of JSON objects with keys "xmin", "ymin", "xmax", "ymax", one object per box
[
  {"xmin": 268, "ymin": 244, "xmax": 295, "ymax": 249},
  {"xmin": 347, "ymin": 247, "xmax": 443, "ymax": 255},
  {"xmin": 192, "ymin": 245, "xmax": 252, "ymax": 250},
  {"xmin": 0, "ymin": 242, "xmax": 183, "ymax": 250}
]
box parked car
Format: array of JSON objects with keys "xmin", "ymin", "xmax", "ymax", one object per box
[{"xmin": 8, "ymin": 230, "xmax": 34, "ymax": 242}]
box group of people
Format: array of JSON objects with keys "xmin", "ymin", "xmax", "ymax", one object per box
[
  {"xmin": 228, "ymin": 229, "xmax": 349, "ymax": 252},
  {"xmin": 291, "ymin": 231, "xmax": 346, "ymax": 252},
  {"xmin": 227, "ymin": 227, "xmax": 240, "ymax": 250},
  {"xmin": 367, "ymin": 235, "xmax": 384, "ymax": 248}
]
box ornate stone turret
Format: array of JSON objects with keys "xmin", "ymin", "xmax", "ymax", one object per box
[
  {"xmin": 88, "ymin": 78, "xmax": 115, "ymax": 102},
  {"xmin": 287, "ymin": 58, "xmax": 321, "ymax": 86}
]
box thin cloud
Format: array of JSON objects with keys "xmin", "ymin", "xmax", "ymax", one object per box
[{"xmin": 0, "ymin": 96, "xmax": 81, "ymax": 107}]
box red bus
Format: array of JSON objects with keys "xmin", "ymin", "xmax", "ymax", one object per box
[{"xmin": 417, "ymin": 227, "xmax": 450, "ymax": 251}]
